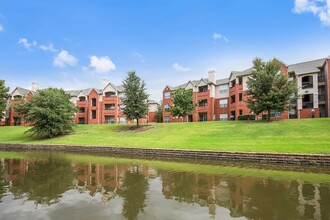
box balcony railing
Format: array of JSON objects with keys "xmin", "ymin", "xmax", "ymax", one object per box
[
  {"xmin": 318, "ymin": 75, "xmax": 325, "ymax": 83},
  {"xmin": 302, "ymin": 102, "xmax": 313, "ymax": 109},
  {"xmin": 302, "ymin": 82, "xmax": 313, "ymax": 89},
  {"xmin": 319, "ymin": 95, "xmax": 325, "ymax": 102}
]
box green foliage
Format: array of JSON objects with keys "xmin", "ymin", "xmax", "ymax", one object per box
[
  {"xmin": 246, "ymin": 58, "xmax": 297, "ymax": 121},
  {"xmin": 155, "ymin": 102, "xmax": 163, "ymax": 123},
  {"xmin": 262, "ymin": 114, "xmax": 268, "ymax": 121},
  {"xmin": 0, "ymin": 80, "xmax": 10, "ymax": 119},
  {"xmin": 117, "ymin": 168, "xmax": 149, "ymax": 220},
  {"xmin": 170, "ymin": 88, "xmax": 196, "ymax": 121},
  {"xmin": 122, "ymin": 71, "xmax": 149, "ymax": 128},
  {"xmin": 238, "ymin": 114, "xmax": 256, "ymax": 120},
  {"xmin": 14, "ymin": 88, "xmax": 78, "ymax": 138}
]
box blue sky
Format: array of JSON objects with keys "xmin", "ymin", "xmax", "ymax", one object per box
[{"xmin": 0, "ymin": 0, "xmax": 330, "ymax": 101}]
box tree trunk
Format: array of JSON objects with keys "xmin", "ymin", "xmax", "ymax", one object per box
[
  {"xmin": 267, "ymin": 109, "xmax": 271, "ymax": 122},
  {"xmin": 136, "ymin": 118, "xmax": 139, "ymax": 128}
]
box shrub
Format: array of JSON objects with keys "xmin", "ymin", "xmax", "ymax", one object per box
[
  {"xmin": 262, "ymin": 114, "xmax": 268, "ymax": 121},
  {"xmin": 238, "ymin": 114, "xmax": 256, "ymax": 120}
]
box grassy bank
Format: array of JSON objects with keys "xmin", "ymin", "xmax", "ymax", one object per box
[{"xmin": 0, "ymin": 118, "xmax": 329, "ymax": 154}]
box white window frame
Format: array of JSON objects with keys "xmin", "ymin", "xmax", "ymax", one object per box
[{"xmin": 219, "ymin": 99, "xmax": 228, "ymax": 108}]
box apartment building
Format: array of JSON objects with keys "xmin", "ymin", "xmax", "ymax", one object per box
[
  {"xmin": 163, "ymin": 57, "xmax": 330, "ymax": 122},
  {"xmin": 5, "ymin": 80, "xmax": 158, "ymax": 126},
  {"xmin": 163, "ymin": 70, "xmax": 229, "ymax": 123}
]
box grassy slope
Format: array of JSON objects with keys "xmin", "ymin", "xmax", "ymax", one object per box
[{"xmin": 0, "ymin": 118, "xmax": 329, "ymax": 154}]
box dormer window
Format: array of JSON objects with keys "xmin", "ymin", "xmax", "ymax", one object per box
[{"xmin": 198, "ymin": 85, "xmax": 208, "ymax": 93}]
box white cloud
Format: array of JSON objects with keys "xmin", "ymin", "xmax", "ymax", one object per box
[
  {"xmin": 53, "ymin": 50, "xmax": 78, "ymax": 68},
  {"xmin": 294, "ymin": 0, "xmax": 330, "ymax": 26},
  {"xmin": 17, "ymin": 38, "xmax": 37, "ymax": 50},
  {"xmin": 0, "ymin": 24, "xmax": 4, "ymax": 32},
  {"xmin": 89, "ymin": 55, "xmax": 116, "ymax": 73},
  {"xmin": 172, "ymin": 63, "xmax": 190, "ymax": 72},
  {"xmin": 39, "ymin": 43, "xmax": 58, "ymax": 53},
  {"xmin": 212, "ymin": 33, "xmax": 229, "ymax": 42}
]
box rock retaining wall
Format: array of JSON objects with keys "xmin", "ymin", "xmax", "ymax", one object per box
[{"xmin": 0, "ymin": 144, "xmax": 329, "ymax": 166}]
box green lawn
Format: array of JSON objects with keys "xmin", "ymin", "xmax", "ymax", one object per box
[{"xmin": 0, "ymin": 118, "xmax": 329, "ymax": 154}]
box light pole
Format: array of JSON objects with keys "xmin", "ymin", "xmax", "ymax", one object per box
[{"xmin": 311, "ymin": 108, "xmax": 315, "ymax": 119}]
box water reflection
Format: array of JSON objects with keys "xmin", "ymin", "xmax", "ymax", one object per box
[{"xmin": 0, "ymin": 155, "xmax": 329, "ymax": 220}]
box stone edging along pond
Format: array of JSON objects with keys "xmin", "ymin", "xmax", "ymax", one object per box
[{"xmin": 0, "ymin": 143, "xmax": 329, "ymax": 166}]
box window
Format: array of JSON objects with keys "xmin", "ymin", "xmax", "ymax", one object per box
[
  {"xmin": 199, "ymin": 113, "xmax": 207, "ymax": 122},
  {"xmin": 239, "ymin": 93, "xmax": 243, "ymax": 102},
  {"xmin": 239, "ymin": 110, "xmax": 243, "ymax": 115},
  {"xmin": 219, "ymin": 99, "xmax": 228, "ymax": 108},
  {"xmin": 198, "ymin": 85, "xmax": 208, "ymax": 92},
  {"xmin": 164, "ymin": 116, "xmax": 170, "ymax": 123},
  {"xmin": 164, "ymin": 92, "xmax": 171, "ymax": 99},
  {"xmin": 270, "ymin": 110, "xmax": 282, "ymax": 118},
  {"xmin": 105, "ymin": 104, "xmax": 115, "ymax": 110},
  {"xmin": 120, "ymin": 105, "xmax": 126, "ymax": 111},
  {"xmin": 91, "ymin": 98, "xmax": 97, "ymax": 106},
  {"xmin": 231, "ymin": 80, "xmax": 236, "ymax": 87},
  {"xmin": 79, "ymin": 96, "xmax": 86, "ymax": 101},
  {"xmin": 164, "ymin": 104, "xmax": 170, "ymax": 111},
  {"xmin": 231, "ymin": 95, "xmax": 235, "ymax": 103},
  {"xmin": 120, "ymin": 117, "xmax": 126, "ymax": 124},
  {"xmin": 199, "ymin": 99, "xmax": 208, "ymax": 107},
  {"xmin": 302, "ymin": 76, "xmax": 313, "ymax": 89},
  {"xmin": 220, "ymin": 114, "xmax": 228, "ymax": 121},
  {"xmin": 105, "ymin": 116, "xmax": 115, "ymax": 124},
  {"xmin": 13, "ymin": 95, "xmax": 23, "ymax": 100},
  {"xmin": 238, "ymin": 77, "xmax": 242, "ymax": 85},
  {"xmin": 302, "ymin": 94, "xmax": 313, "ymax": 109},
  {"xmin": 78, "ymin": 117, "xmax": 85, "ymax": 124},
  {"xmin": 79, "ymin": 107, "xmax": 85, "ymax": 113},
  {"xmin": 219, "ymin": 85, "xmax": 228, "ymax": 94},
  {"xmin": 91, "ymin": 110, "xmax": 96, "ymax": 119}
]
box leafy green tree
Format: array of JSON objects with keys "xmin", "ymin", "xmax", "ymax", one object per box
[
  {"xmin": 154, "ymin": 102, "xmax": 163, "ymax": 123},
  {"xmin": 0, "ymin": 80, "xmax": 10, "ymax": 119},
  {"xmin": 170, "ymin": 88, "xmax": 196, "ymax": 122},
  {"xmin": 246, "ymin": 58, "xmax": 297, "ymax": 121},
  {"xmin": 15, "ymin": 88, "xmax": 78, "ymax": 138},
  {"xmin": 9, "ymin": 156, "xmax": 75, "ymax": 205},
  {"xmin": 117, "ymin": 166, "xmax": 149, "ymax": 220},
  {"xmin": 122, "ymin": 71, "xmax": 149, "ymax": 128}
]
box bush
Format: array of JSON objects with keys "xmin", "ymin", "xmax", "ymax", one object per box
[
  {"xmin": 262, "ymin": 114, "xmax": 268, "ymax": 121},
  {"xmin": 238, "ymin": 114, "xmax": 256, "ymax": 120}
]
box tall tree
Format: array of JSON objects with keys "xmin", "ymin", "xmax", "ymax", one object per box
[
  {"xmin": 170, "ymin": 88, "xmax": 196, "ymax": 122},
  {"xmin": 0, "ymin": 80, "xmax": 10, "ymax": 119},
  {"xmin": 15, "ymin": 88, "xmax": 78, "ymax": 138},
  {"xmin": 122, "ymin": 71, "xmax": 149, "ymax": 128},
  {"xmin": 154, "ymin": 102, "xmax": 163, "ymax": 123},
  {"xmin": 246, "ymin": 58, "xmax": 297, "ymax": 121}
]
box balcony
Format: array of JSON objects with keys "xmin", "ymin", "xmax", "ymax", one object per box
[
  {"xmin": 77, "ymin": 101, "xmax": 87, "ymax": 107},
  {"xmin": 302, "ymin": 82, "xmax": 313, "ymax": 89},
  {"xmin": 302, "ymin": 102, "xmax": 313, "ymax": 109}
]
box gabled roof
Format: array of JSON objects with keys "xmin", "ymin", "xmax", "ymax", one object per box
[
  {"xmin": 169, "ymin": 76, "xmax": 228, "ymax": 91},
  {"xmin": 116, "ymin": 85, "xmax": 124, "ymax": 92},
  {"xmin": 15, "ymin": 87, "xmax": 31, "ymax": 96},
  {"xmin": 288, "ymin": 58, "xmax": 326, "ymax": 75},
  {"xmin": 65, "ymin": 90, "xmax": 81, "ymax": 97},
  {"xmin": 216, "ymin": 78, "xmax": 229, "ymax": 85}
]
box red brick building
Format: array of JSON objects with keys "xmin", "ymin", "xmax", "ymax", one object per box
[
  {"xmin": 162, "ymin": 57, "xmax": 330, "ymax": 122},
  {"xmin": 5, "ymin": 81, "xmax": 159, "ymax": 126}
]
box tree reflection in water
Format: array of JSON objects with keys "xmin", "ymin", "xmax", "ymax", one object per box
[
  {"xmin": 118, "ymin": 165, "xmax": 149, "ymax": 220},
  {"xmin": 8, "ymin": 156, "xmax": 74, "ymax": 205}
]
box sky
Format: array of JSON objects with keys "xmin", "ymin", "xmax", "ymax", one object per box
[{"xmin": 0, "ymin": 0, "xmax": 330, "ymax": 101}]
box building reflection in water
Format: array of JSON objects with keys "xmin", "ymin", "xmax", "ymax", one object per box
[{"xmin": 0, "ymin": 157, "xmax": 329, "ymax": 220}]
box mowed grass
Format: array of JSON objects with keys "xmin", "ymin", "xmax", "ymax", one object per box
[{"xmin": 0, "ymin": 118, "xmax": 329, "ymax": 154}]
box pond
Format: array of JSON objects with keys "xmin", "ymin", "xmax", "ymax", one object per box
[{"xmin": 0, "ymin": 151, "xmax": 329, "ymax": 220}]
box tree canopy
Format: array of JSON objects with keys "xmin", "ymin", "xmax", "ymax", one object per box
[
  {"xmin": 15, "ymin": 88, "xmax": 78, "ymax": 138},
  {"xmin": 0, "ymin": 80, "xmax": 10, "ymax": 119},
  {"xmin": 246, "ymin": 58, "xmax": 297, "ymax": 121},
  {"xmin": 170, "ymin": 88, "xmax": 196, "ymax": 122},
  {"xmin": 155, "ymin": 102, "xmax": 163, "ymax": 123},
  {"xmin": 122, "ymin": 71, "xmax": 149, "ymax": 128}
]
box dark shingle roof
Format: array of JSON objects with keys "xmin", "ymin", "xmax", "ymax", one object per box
[
  {"xmin": 288, "ymin": 58, "xmax": 326, "ymax": 75},
  {"xmin": 169, "ymin": 77, "xmax": 228, "ymax": 90},
  {"xmin": 16, "ymin": 87, "xmax": 31, "ymax": 96}
]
